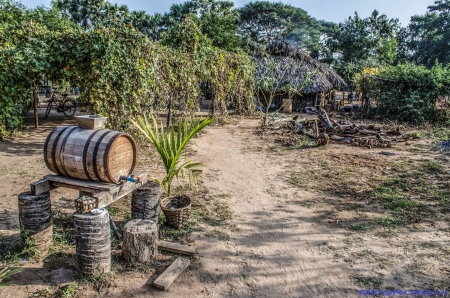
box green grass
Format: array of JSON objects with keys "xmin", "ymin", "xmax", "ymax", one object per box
[
  {"xmin": 350, "ymin": 273, "xmax": 384, "ymax": 288},
  {"xmin": 347, "ymin": 223, "xmax": 371, "ymax": 233},
  {"xmin": 0, "ymin": 234, "xmax": 22, "ymax": 266},
  {"xmin": 49, "ymin": 210, "xmax": 76, "ymax": 258},
  {"xmin": 60, "ymin": 282, "xmax": 78, "ymax": 298},
  {"xmin": 287, "ymin": 154, "xmax": 450, "ymax": 232},
  {"xmin": 205, "ymin": 229, "xmax": 230, "ymax": 241}
]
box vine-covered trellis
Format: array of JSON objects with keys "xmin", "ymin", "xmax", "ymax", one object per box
[{"xmin": 0, "ymin": 8, "xmax": 255, "ymax": 136}]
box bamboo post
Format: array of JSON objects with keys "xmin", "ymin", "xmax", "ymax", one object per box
[{"xmin": 33, "ymin": 80, "xmax": 38, "ymax": 128}]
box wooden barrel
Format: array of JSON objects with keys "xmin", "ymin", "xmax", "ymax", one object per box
[{"xmin": 44, "ymin": 126, "xmax": 136, "ymax": 184}]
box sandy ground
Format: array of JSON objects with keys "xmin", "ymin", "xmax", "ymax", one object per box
[{"xmin": 0, "ymin": 112, "xmax": 449, "ymax": 297}]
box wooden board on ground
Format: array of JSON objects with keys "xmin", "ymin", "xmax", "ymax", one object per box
[
  {"xmin": 158, "ymin": 241, "xmax": 196, "ymax": 256},
  {"xmin": 152, "ymin": 257, "xmax": 190, "ymax": 290}
]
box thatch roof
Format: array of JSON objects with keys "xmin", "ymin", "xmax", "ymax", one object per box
[{"xmin": 255, "ymin": 41, "xmax": 346, "ymax": 95}]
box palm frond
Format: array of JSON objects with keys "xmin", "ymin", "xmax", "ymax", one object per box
[
  {"xmin": 0, "ymin": 267, "xmax": 21, "ymax": 286},
  {"xmin": 132, "ymin": 114, "xmax": 213, "ymax": 195}
]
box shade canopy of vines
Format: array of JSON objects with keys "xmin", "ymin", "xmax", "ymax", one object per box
[{"xmin": 0, "ymin": 4, "xmax": 254, "ymax": 135}]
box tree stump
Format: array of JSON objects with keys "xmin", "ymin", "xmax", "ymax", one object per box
[
  {"xmin": 73, "ymin": 208, "xmax": 111, "ymax": 276},
  {"xmin": 18, "ymin": 191, "xmax": 52, "ymax": 257},
  {"xmin": 131, "ymin": 181, "xmax": 161, "ymax": 222},
  {"xmin": 122, "ymin": 219, "xmax": 158, "ymax": 263}
]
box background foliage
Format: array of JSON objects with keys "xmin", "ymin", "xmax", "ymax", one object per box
[
  {"xmin": 2, "ymin": 0, "xmax": 450, "ymax": 136},
  {"xmin": 358, "ymin": 62, "xmax": 450, "ymax": 124}
]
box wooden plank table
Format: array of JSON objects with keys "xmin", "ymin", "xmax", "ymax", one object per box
[{"xmin": 30, "ymin": 172, "xmax": 148, "ymax": 212}]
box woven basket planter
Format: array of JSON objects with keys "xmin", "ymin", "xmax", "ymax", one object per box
[{"xmin": 161, "ymin": 195, "xmax": 191, "ymax": 229}]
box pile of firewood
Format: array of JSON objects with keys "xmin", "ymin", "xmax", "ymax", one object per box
[
  {"xmin": 296, "ymin": 108, "xmax": 417, "ymax": 148},
  {"xmin": 256, "ymin": 109, "xmax": 418, "ymax": 149}
]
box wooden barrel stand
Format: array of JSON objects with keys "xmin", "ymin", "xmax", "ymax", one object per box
[{"xmin": 24, "ymin": 115, "xmax": 151, "ymax": 276}]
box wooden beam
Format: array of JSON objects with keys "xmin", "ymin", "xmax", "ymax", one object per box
[
  {"xmin": 44, "ymin": 175, "xmax": 117, "ymax": 192},
  {"xmin": 94, "ymin": 172, "xmax": 148, "ymax": 208},
  {"xmin": 31, "ymin": 179, "xmax": 54, "ymax": 195},
  {"xmin": 153, "ymin": 257, "xmax": 190, "ymax": 290},
  {"xmin": 158, "ymin": 241, "xmax": 196, "ymax": 256}
]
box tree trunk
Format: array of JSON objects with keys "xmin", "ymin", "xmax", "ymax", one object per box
[{"xmin": 122, "ymin": 219, "xmax": 158, "ymax": 263}]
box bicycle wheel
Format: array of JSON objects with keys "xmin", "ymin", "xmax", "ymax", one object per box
[
  {"xmin": 63, "ymin": 99, "xmax": 76, "ymax": 117},
  {"xmin": 44, "ymin": 101, "xmax": 52, "ymax": 119}
]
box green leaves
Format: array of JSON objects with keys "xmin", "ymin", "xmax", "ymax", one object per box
[
  {"xmin": 358, "ymin": 62, "xmax": 450, "ymax": 123},
  {"xmin": 132, "ymin": 114, "xmax": 213, "ymax": 195},
  {"xmin": 0, "ymin": 267, "xmax": 21, "ymax": 285},
  {"xmin": 238, "ymin": 1, "xmax": 322, "ymax": 53}
]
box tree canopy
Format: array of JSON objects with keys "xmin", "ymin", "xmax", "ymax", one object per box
[
  {"xmin": 405, "ymin": 0, "xmax": 450, "ymax": 67},
  {"xmin": 238, "ymin": 1, "xmax": 322, "ymax": 54}
]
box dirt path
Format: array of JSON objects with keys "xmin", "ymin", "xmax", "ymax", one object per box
[
  {"xmin": 184, "ymin": 120, "xmax": 357, "ymax": 297},
  {"xmin": 1, "ymin": 117, "xmax": 448, "ymax": 297}
]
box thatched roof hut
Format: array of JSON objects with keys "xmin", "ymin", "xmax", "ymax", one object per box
[{"xmin": 255, "ymin": 41, "xmax": 346, "ymax": 95}]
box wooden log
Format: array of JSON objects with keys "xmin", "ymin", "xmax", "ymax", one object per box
[
  {"xmin": 153, "ymin": 257, "xmax": 190, "ymax": 290},
  {"xmin": 131, "ymin": 181, "xmax": 161, "ymax": 222},
  {"xmin": 318, "ymin": 108, "xmax": 335, "ymax": 131},
  {"xmin": 74, "ymin": 208, "xmax": 111, "ymax": 277},
  {"xmin": 110, "ymin": 218, "xmax": 122, "ymax": 240},
  {"xmin": 330, "ymin": 118, "xmax": 343, "ymax": 131},
  {"xmin": 122, "ymin": 219, "xmax": 158, "ymax": 263},
  {"xmin": 158, "ymin": 241, "xmax": 196, "ymax": 256},
  {"xmin": 18, "ymin": 191, "xmax": 53, "ymax": 258},
  {"xmin": 314, "ymin": 120, "xmax": 319, "ymax": 138}
]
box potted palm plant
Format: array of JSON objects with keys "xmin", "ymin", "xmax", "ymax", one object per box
[{"xmin": 132, "ymin": 115, "xmax": 213, "ymax": 229}]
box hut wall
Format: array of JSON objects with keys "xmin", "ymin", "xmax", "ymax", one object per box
[{"xmin": 258, "ymin": 92, "xmax": 318, "ymax": 112}]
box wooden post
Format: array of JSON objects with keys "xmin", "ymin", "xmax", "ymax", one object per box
[
  {"xmin": 122, "ymin": 219, "xmax": 158, "ymax": 263},
  {"xmin": 74, "ymin": 208, "xmax": 111, "ymax": 276},
  {"xmin": 33, "ymin": 80, "xmax": 38, "ymax": 128},
  {"xmin": 18, "ymin": 191, "xmax": 52, "ymax": 258}
]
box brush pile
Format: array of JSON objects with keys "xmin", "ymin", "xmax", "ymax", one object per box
[{"xmin": 256, "ymin": 109, "xmax": 418, "ymax": 148}]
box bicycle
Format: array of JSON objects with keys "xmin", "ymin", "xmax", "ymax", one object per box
[{"xmin": 44, "ymin": 92, "xmax": 76, "ymax": 119}]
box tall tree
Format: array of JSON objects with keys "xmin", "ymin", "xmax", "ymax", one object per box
[
  {"xmin": 324, "ymin": 10, "xmax": 401, "ymax": 87},
  {"xmin": 238, "ymin": 1, "xmax": 322, "ymax": 53},
  {"xmin": 406, "ymin": 0, "xmax": 450, "ymax": 67},
  {"xmin": 163, "ymin": 0, "xmax": 241, "ymax": 51},
  {"xmin": 52, "ymin": 0, "xmax": 111, "ymax": 29},
  {"xmin": 326, "ymin": 10, "xmax": 400, "ymax": 65}
]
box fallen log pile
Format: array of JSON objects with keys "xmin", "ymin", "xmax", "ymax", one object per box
[{"xmin": 255, "ymin": 109, "xmax": 418, "ymax": 148}]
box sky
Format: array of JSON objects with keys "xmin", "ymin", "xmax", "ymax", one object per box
[{"xmin": 19, "ymin": 0, "xmax": 436, "ymax": 26}]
